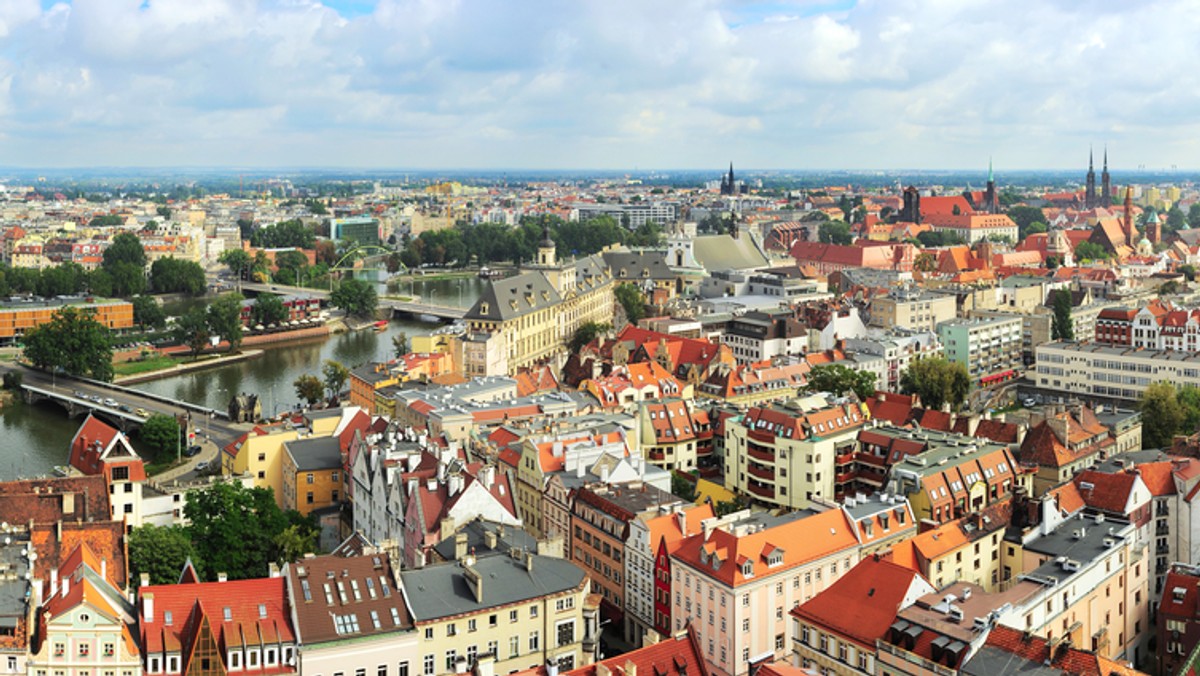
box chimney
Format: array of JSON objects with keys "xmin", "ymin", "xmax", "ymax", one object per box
[
  {"xmin": 596, "ymin": 665, "xmax": 611, "ymax": 676},
  {"xmin": 479, "ymin": 466, "xmax": 495, "ymax": 490},
  {"xmin": 624, "ymin": 660, "xmax": 638, "ymax": 676},
  {"xmin": 524, "ymin": 550, "xmax": 535, "ymax": 572},
  {"xmin": 455, "ymin": 532, "xmax": 469, "ymax": 560},
  {"xmin": 217, "ymin": 572, "xmax": 228, "ymax": 583},
  {"xmin": 268, "ymin": 563, "xmax": 280, "ymax": 578},
  {"xmin": 55, "ymin": 520, "xmax": 62, "ymax": 543},
  {"xmin": 440, "ymin": 517, "xmax": 456, "ymax": 541},
  {"xmin": 140, "ymin": 573, "xmax": 150, "ymax": 587},
  {"xmin": 475, "ymin": 653, "xmax": 496, "ymax": 676},
  {"xmin": 484, "ymin": 530, "xmax": 498, "ymax": 550},
  {"xmin": 463, "ymin": 561, "xmax": 484, "ymax": 604},
  {"xmin": 676, "ymin": 510, "xmax": 687, "ymax": 535},
  {"xmin": 142, "ymin": 592, "xmax": 154, "ymax": 623}
]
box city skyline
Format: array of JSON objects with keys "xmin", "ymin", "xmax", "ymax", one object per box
[{"xmin": 1, "ymin": 0, "xmax": 1198, "ymax": 170}]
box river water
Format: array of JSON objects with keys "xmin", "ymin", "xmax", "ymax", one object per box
[{"xmin": 0, "ymin": 275, "xmax": 485, "ymax": 480}]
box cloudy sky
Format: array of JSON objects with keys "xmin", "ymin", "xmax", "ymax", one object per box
[{"xmin": 0, "ymin": 0, "xmax": 1196, "ymax": 170}]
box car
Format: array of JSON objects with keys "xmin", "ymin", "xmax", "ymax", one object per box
[
  {"xmin": 119, "ymin": 404, "xmax": 133, "ymax": 413},
  {"xmin": 184, "ymin": 445, "xmax": 202, "ymax": 457},
  {"xmin": 103, "ymin": 398, "xmax": 118, "ymax": 408},
  {"xmin": 135, "ymin": 408, "xmax": 148, "ymax": 417},
  {"xmin": 194, "ymin": 460, "xmax": 211, "ymax": 473},
  {"xmin": 73, "ymin": 390, "xmax": 85, "ymax": 398}
]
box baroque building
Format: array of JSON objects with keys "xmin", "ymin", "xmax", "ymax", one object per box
[{"xmin": 461, "ymin": 226, "xmax": 614, "ymax": 376}]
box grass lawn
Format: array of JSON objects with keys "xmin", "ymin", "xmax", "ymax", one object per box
[{"xmin": 113, "ymin": 354, "xmax": 184, "ymax": 376}]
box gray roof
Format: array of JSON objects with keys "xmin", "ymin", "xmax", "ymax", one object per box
[
  {"xmin": 284, "ymin": 435, "xmax": 343, "ymax": 471},
  {"xmin": 692, "ymin": 232, "xmax": 768, "ymax": 272},
  {"xmin": 960, "ymin": 646, "xmax": 1062, "ymax": 676},
  {"xmin": 400, "ymin": 553, "xmax": 585, "ymax": 621},
  {"xmin": 602, "ymin": 250, "xmax": 675, "ymax": 281},
  {"xmin": 431, "ymin": 520, "xmax": 540, "ymax": 562},
  {"xmin": 464, "ymin": 270, "xmax": 562, "ymax": 322}
]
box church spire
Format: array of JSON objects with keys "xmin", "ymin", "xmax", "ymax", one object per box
[{"xmin": 988, "ymin": 157, "xmax": 993, "ymax": 183}]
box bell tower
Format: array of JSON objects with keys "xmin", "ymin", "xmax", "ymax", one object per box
[{"xmin": 537, "ymin": 223, "xmax": 556, "ymax": 267}]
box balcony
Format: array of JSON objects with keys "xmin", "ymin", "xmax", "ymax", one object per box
[
  {"xmin": 747, "ymin": 482, "xmax": 775, "ymax": 499},
  {"xmin": 835, "ymin": 470, "xmax": 855, "ymax": 485},
  {"xmin": 748, "ymin": 428, "xmax": 776, "ymax": 444},
  {"xmin": 748, "ymin": 446, "xmax": 775, "ymax": 463},
  {"xmin": 747, "ymin": 464, "xmax": 775, "ymax": 481},
  {"xmin": 835, "ymin": 451, "xmax": 855, "ymax": 465},
  {"xmin": 648, "ymin": 450, "xmax": 666, "ymax": 461}
]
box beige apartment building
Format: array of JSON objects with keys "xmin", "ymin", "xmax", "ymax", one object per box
[
  {"xmin": 723, "ymin": 395, "xmax": 866, "ymax": 510},
  {"xmin": 870, "ymin": 287, "xmax": 957, "ymax": 332},
  {"xmin": 399, "ymin": 552, "xmax": 598, "ymax": 675},
  {"xmin": 1036, "ymin": 341, "xmax": 1200, "ymax": 402}
]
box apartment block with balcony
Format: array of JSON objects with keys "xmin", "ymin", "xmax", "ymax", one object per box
[
  {"xmin": 936, "ymin": 315, "xmax": 1022, "ymax": 387},
  {"xmin": 723, "ymin": 395, "xmax": 866, "ymax": 510}
]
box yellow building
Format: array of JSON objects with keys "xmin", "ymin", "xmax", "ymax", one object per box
[
  {"xmin": 280, "ymin": 435, "xmax": 345, "ymax": 516},
  {"xmin": 399, "ymin": 552, "xmax": 598, "ymax": 675},
  {"xmin": 462, "ymin": 229, "xmax": 613, "ymax": 376},
  {"xmin": 221, "ymin": 427, "xmax": 300, "ymax": 507}
]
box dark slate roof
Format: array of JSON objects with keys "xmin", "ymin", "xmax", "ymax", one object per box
[
  {"xmin": 602, "ymin": 250, "xmax": 675, "ymax": 281},
  {"xmin": 573, "ymin": 254, "xmax": 611, "ymax": 292},
  {"xmin": 464, "ymin": 271, "xmax": 562, "ymax": 322},
  {"xmin": 430, "ymin": 520, "xmax": 540, "ymax": 562},
  {"xmin": 400, "ymin": 553, "xmax": 584, "ymax": 621},
  {"xmin": 284, "ymin": 436, "xmax": 344, "ymax": 471}
]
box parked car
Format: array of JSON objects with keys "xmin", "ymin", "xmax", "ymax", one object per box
[
  {"xmin": 195, "ymin": 460, "xmax": 211, "ymax": 473},
  {"xmin": 135, "ymin": 408, "xmax": 148, "ymax": 417},
  {"xmin": 103, "ymin": 398, "xmax": 118, "ymax": 408},
  {"xmin": 184, "ymin": 445, "xmax": 202, "ymax": 457},
  {"xmin": 119, "ymin": 404, "xmax": 133, "ymax": 413}
]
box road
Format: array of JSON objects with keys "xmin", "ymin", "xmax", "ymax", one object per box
[
  {"xmin": 6, "ymin": 363, "xmax": 249, "ymax": 449},
  {"xmin": 237, "ymin": 281, "xmax": 467, "ymax": 320}
]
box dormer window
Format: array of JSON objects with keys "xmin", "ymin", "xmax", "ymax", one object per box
[
  {"xmin": 741, "ymin": 561, "xmax": 754, "ymax": 577},
  {"xmin": 480, "ymin": 302, "xmax": 489, "ymax": 315}
]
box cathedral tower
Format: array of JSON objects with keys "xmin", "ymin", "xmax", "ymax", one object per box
[
  {"xmin": 1085, "ymin": 148, "xmax": 1098, "ymax": 209},
  {"xmin": 1101, "ymin": 147, "xmax": 1112, "ymax": 206}
]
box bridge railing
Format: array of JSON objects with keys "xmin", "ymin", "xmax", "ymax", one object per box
[{"xmin": 24, "ymin": 367, "xmax": 228, "ymax": 420}]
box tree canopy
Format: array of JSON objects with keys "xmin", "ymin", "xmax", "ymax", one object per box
[
  {"xmin": 1139, "ymin": 382, "xmax": 1189, "ymax": 449},
  {"xmin": 1051, "ymin": 289, "xmax": 1075, "ymax": 341},
  {"xmin": 128, "ymin": 524, "xmax": 195, "ymax": 585},
  {"xmin": 322, "ymin": 360, "xmax": 350, "ymax": 399},
  {"xmin": 330, "ymin": 278, "xmax": 377, "ymax": 318},
  {"xmin": 150, "ymin": 257, "xmax": 206, "ymax": 296},
  {"xmin": 183, "ymin": 482, "xmax": 316, "ymax": 580},
  {"xmin": 818, "ymin": 221, "xmax": 853, "ymax": 245},
  {"xmin": 22, "ymin": 307, "xmax": 114, "ymax": 381},
  {"xmin": 614, "ymin": 283, "xmax": 646, "ymax": 326},
  {"xmin": 294, "ymin": 374, "xmax": 324, "ymax": 405},
  {"xmin": 207, "ymin": 293, "xmax": 245, "ymax": 352},
  {"xmin": 251, "ymin": 293, "xmax": 288, "ymax": 326},
  {"xmin": 250, "ymin": 219, "xmax": 316, "ymax": 249},
  {"xmin": 139, "ymin": 414, "xmax": 182, "ymax": 462},
  {"xmin": 569, "ymin": 322, "xmax": 611, "ymax": 353},
  {"xmin": 804, "ymin": 363, "xmax": 877, "ymax": 401},
  {"xmin": 172, "ymin": 307, "xmax": 212, "ymax": 358},
  {"xmin": 900, "ymin": 358, "xmax": 970, "ymax": 412}
]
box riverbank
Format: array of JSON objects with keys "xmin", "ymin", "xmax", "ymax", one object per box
[{"xmin": 115, "ymin": 349, "xmax": 265, "ymax": 384}]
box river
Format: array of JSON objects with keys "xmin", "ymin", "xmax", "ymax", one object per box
[{"xmin": 0, "ymin": 275, "xmax": 485, "ymax": 480}]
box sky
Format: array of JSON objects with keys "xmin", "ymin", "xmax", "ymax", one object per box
[{"xmin": 0, "ymin": 0, "xmax": 1197, "ymax": 171}]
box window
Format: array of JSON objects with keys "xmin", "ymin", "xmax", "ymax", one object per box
[
  {"xmin": 444, "ymin": 651, "xmax": 457, "ymax": 673},
  {"xmin": 447, "ymin": 623, "xmax": 457, "ymax": 637},
  {"xmin": 423, "ymin": 655, "xmax": 434, "ymax": 676},
  {"xmin": 510, "ymin": 609, "xmax": 519, "ymax": 623},
  {"xmin": 307, "ymin": 473, "xmax": 315, "ymax": 484},
  {"xmin": 529, "ymin": 630, "xmax": 540, "ymax": 652},
  {"xmin": 468, "ymin": 618, "xmax": 477, "ymax": 633},
  {"xmin": 557, "ymin": 620, "xmax": 575, "ymax": 647},
  {"xmin": 79, "ymin": 644, "xmax": 90, "ymax": 657},
  {"xmin": 509, "ymin": 636, "xmax": 520, "ymax": 659},
  {"xmin": 370, "ymin": 610, "xmax": 382, "ymax": 629},
  {"xmin": 103, "ymin": 643, "xmax": 114, "ymax": 657},
  {"xmin": 530, "ymin": 605, "xmax": 539, "ymax": 618},
  {"xmin": 306, "ymin": 491, "xmax": 314, "ymax": 504},
  {"xmin": 556, "ymin": 597, "xmax": 575, "ymax": 611},
  {"xmin": 424, "ymin": 627, "xmax": 433, "ymax": 640},
  {"xmin": 378, "ymin": 667, "xmax": 388, "ymax": 676}
]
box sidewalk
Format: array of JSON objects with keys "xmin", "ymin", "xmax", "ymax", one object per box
[{"xmin": 152, "ymin": 435, "xmax": 222, "ymax": 482}]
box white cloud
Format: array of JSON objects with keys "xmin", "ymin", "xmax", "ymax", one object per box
[{"xmin": 0, "ymin": 0, "xmax": 1197, "ymax": 169}]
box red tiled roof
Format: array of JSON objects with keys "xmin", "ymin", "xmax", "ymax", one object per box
[
  {"xmin": 1074, "ymin": 469, "xmax": 1140, "ymax": 515},
  {"xmin": 792, "ymin": 556, "xmax": 926, "ymax": 650},
  {"xmin": 980, "ymin": 625, "xmax": 1147, "ymax": 676}
]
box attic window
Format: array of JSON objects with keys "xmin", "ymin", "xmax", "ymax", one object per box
[
  {"xmin": 1175, "ymin": 587, "xmax": 1188, "ymax": 603},
  {"xmin": 223, "ymin": 607, "xmax": 232, "ymax": 622},
  {"xmin": 766, "ymin": 550, "xmax": 784, "ymax": 567},
  {"xmin": 480, "ymin": 303, "xmax": 490, "ymax": 315},
  {"xmin": 258, "ymin": 604, "xmax": 267, "ymax": 618},
  {"xmin": 164, "ymin": 611, "xmax": 173, "ymax": 626},
  {"xmin": 741, "ymin": 561, "xmax": 754, "ymax": 577}
]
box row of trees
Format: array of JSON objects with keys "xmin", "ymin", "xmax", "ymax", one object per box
[
  {"xmin": 173, "ymin": 293, "xmax": 246, "ymax": 357},
  {"xmin": 293, "ymin": 359, "xmax": 352, "ymax": 405},
  {"xmin": 1138, "ymin": 382, "xmax": 1200, "ymax": 449},
  {"xmin": 128, "ymin": 482, "xmax": 319, "ymax": 584},
  {"xmin": 0, "ymin": 233, "xmax": 204, "ymax": 299},
  {"xmin": 400, "ymin": 215, "xmax": 663, "ymax": 268},
  {"xmin": 249, "ymin": 219, "xmax": 317, "ymax": 249}
]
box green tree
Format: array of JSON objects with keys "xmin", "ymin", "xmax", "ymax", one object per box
[
  {"xmin": 140, "ymin": 414, "xmax": 182, "ymax": 461},
  {"xmin": 1168, "ymin": 206, "xmax": 1187, "ymax": 233},
  {"xmin": 150, "ymin": 257, "xmax": 206, "ymax": 295},
  {"xmin": 1007, "ymin": 206, "xmax": 1046, "ymax": 238},
  {"xmin": 569, "ymin": 321, "xmax": 611, "ymax": 353},
  {"xmin": 128, "ymin": 524, "xmax": 195, "ymax": 585},
  {"xmin": 206, "ymin": 294, "xmax": 245, "ymax": 353},
  {"xmin": 614, "ymin": 283, "xmax": 646, "ymax": 325},
  {"xmin": 184, "ymin": 482, "xmax": 290, "ymax": 580},
  {"xmin": 1179, "ymin": 386, "xmax": 1200, "ymax": 437},
  {"xmin": 1026, "ymin": 222, "xmax": 1048, "ymax": 236},
  {"xmin": 392, "ymin": 332, "xmax": 410, "ymax": 359},
  {"xmin": 294, "ymin": 374, "xmax": 324, "ymax": 405},
  {"xmin": 173, "ymin": 307, "xmax": 212, "ymax": 358},
  {"xmin": 22, "ymin": 307, "xmax": 114, "ymax": 381},
  {"xmin": 1188, "ymin": 203, "xmax": 1200, "ymax": 228},
  {"xmin": 103, "ymin": 232, "xmax": 147, "ymax": 270},
  {"xmin": 1051, "ymin": 289, "xmax": 1075, "ymax": 341},
  {"xmin": 157, "ymin": 206, "xmax": 172, "ymax": 219},
  {"xmin": 1139, "ymin": 382, "xmax": 1186, "ymax": 449},
  {"xmin": 251, "ymin": 293, "xmax": 288, "ymax": 326},
  {"xmin": 1074, "ymin": 241, "xmax": 1110, "ymax": 261},
  {"xmin": 819, "ymin": 221, "xmax": 853, "ymax": 245},
  {"xmin": 132, "ymin": 295, "xmax": 166, "ymax": 330},
  {"xmin": 275, "ymin": 523, "xmax": 319, "ymax": 563},
  {"xmin": 322, "ymin": 360, "xmax": 350, "ymax": 400},
  {"xmin": 218, "ymin": 249, "xmax": 253, "ymax": 280},
  {"xmin": 1179, "ymin": 265, "xmax": 1197, "ymax": 282},
  {"xmin": 250, "ymin": 219, "xmax": 316, "ymax": 249},
  {"xmin": 671, "ymin": 471, "xmax": 697, "ymax": 502},
  {"xmin": 916, "ymin": 231, "xmax": 966, "ymax": 247},
  {"xmin": 900, "ymin": 358, "xmax": 971, "ymax": 412},
  {"xmin": 2, "ymin": 371, "xmax": 22, "ymax": 390},
  {"xmin": 330, "ymin": 278, "xmax": 378, "ymax": 318},
  {"xmin": 804, "ymin": 363, "xmax": 878, "ymax": 401},
  {"xmin": 272, "ymin": 250, "xmax": 310, "ymax": 286}
]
